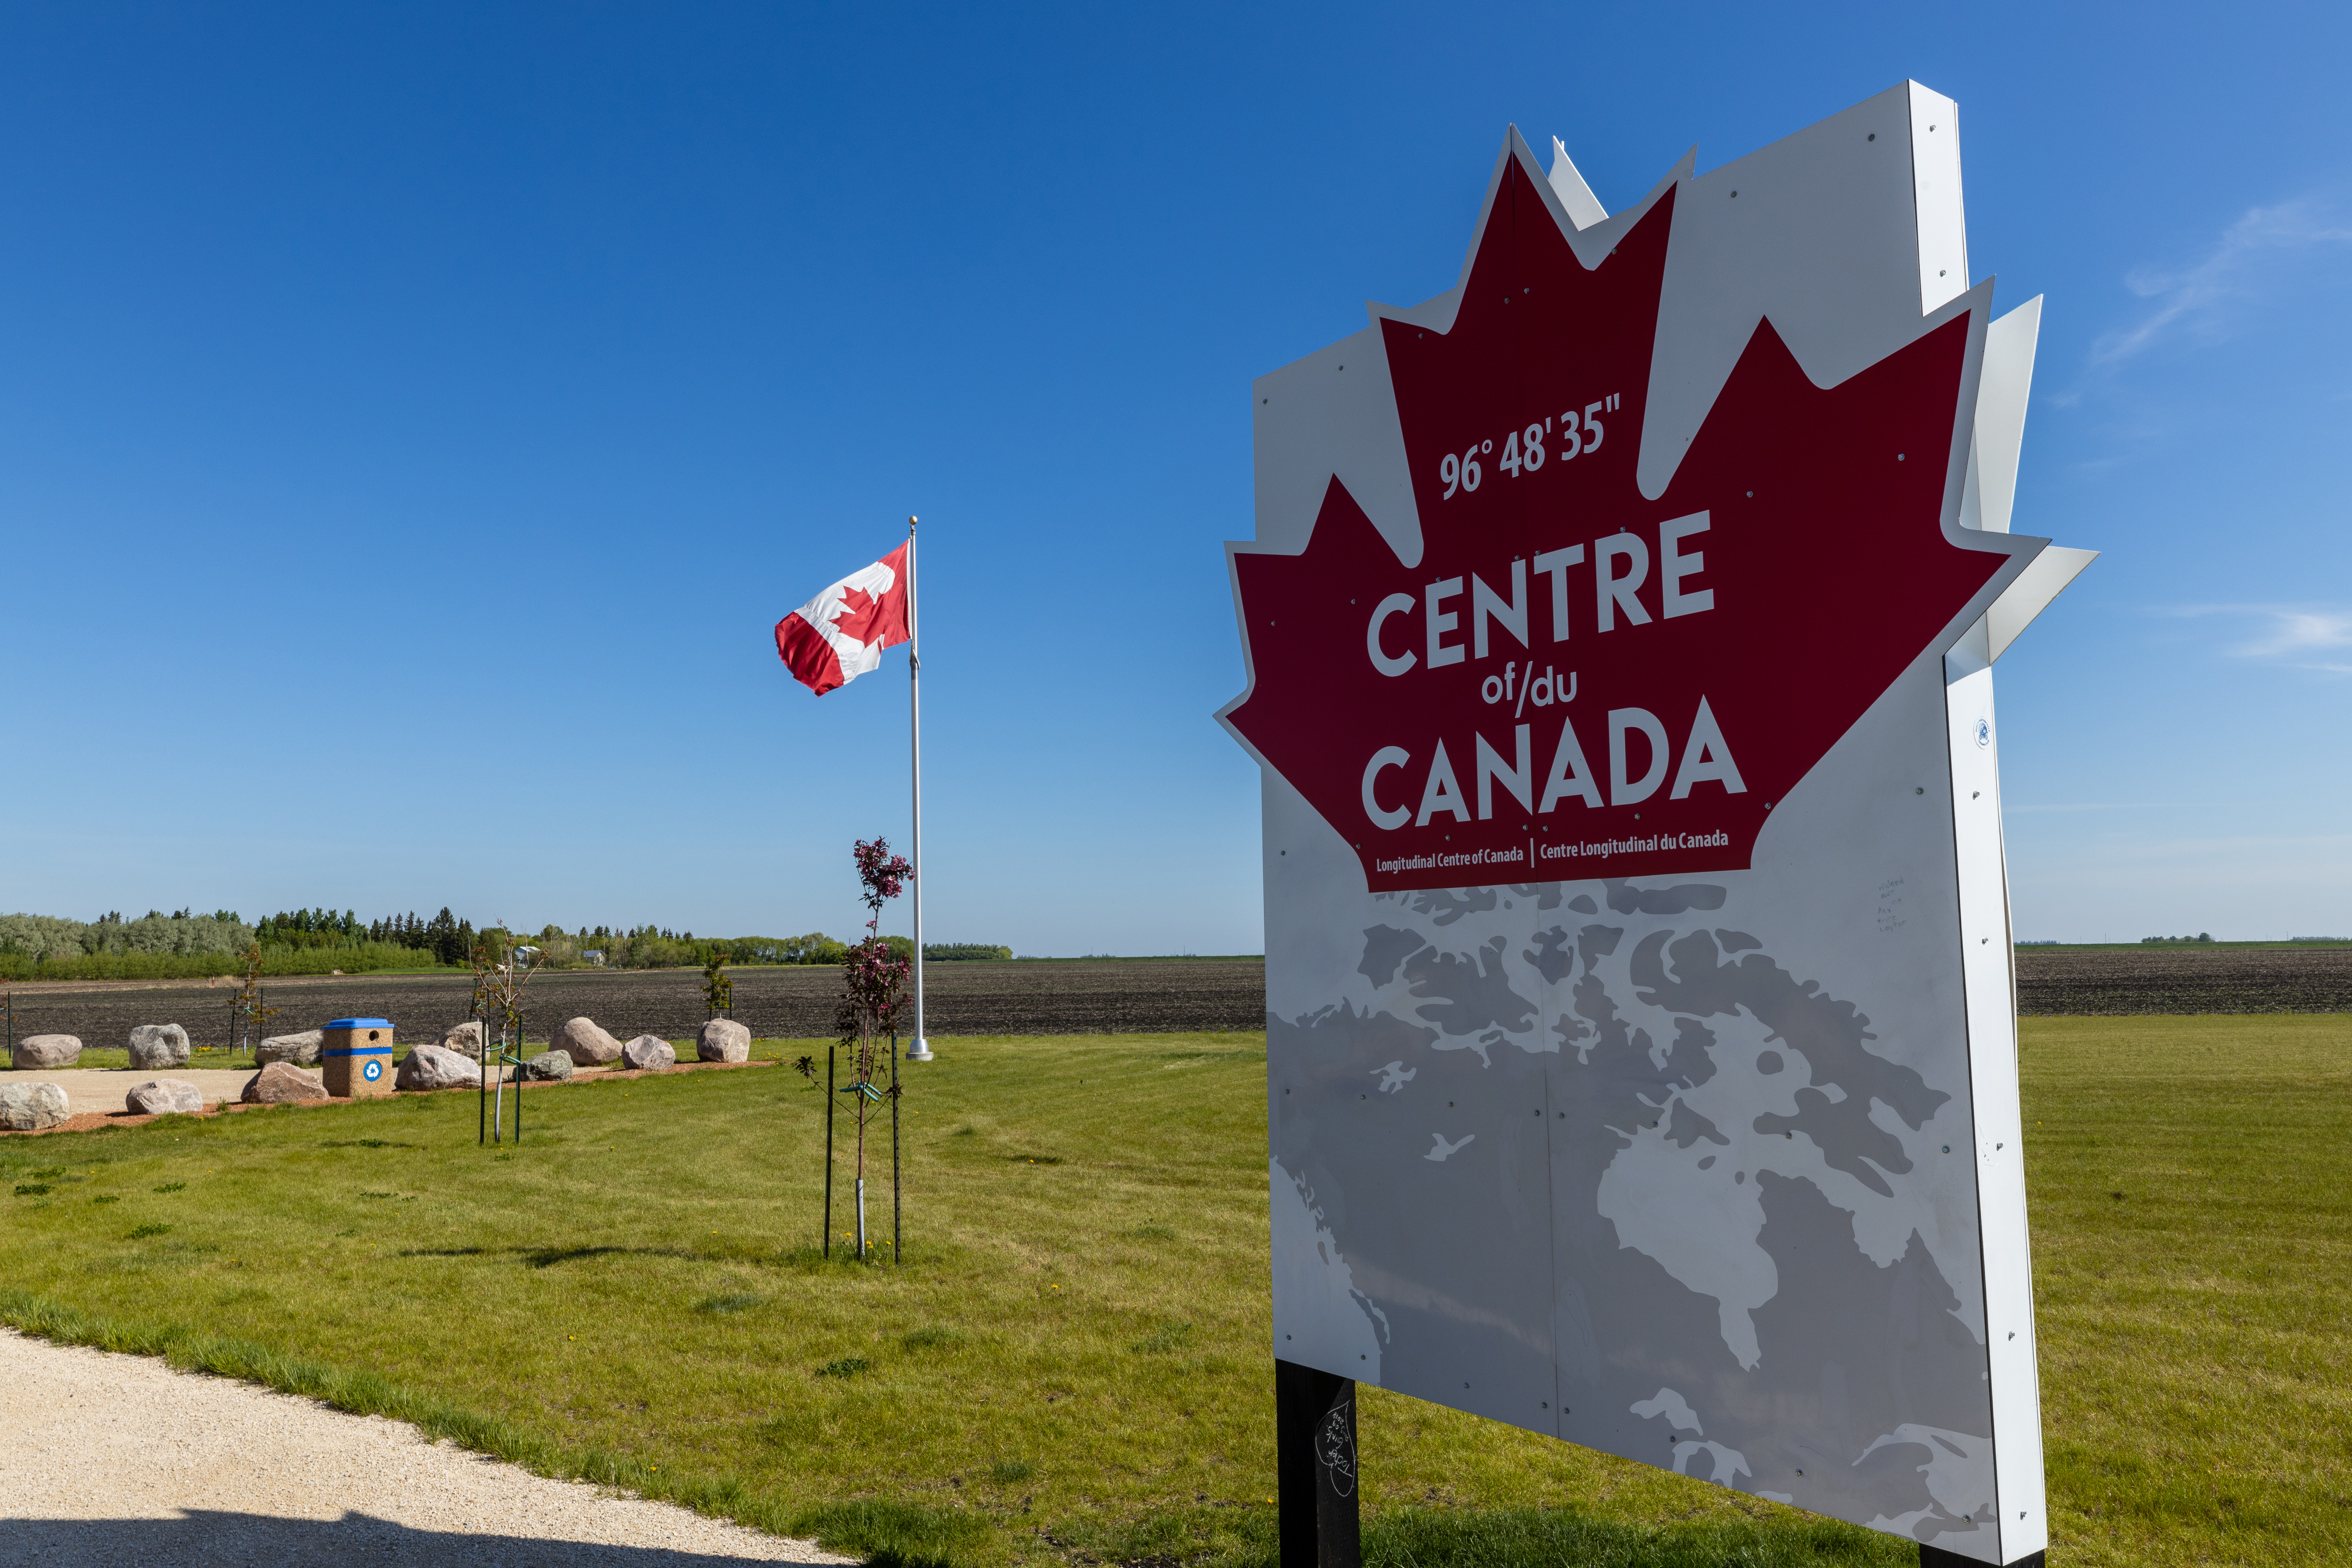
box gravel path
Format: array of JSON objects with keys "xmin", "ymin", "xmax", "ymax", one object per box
[{"xmin": 0, "ymin": 1329, "xmax": 848, "ymax": 1567}]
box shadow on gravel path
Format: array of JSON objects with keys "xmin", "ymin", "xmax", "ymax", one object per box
[{"xmin": 0, "ymin": 1512, "xmax": 844, "ymax": 1568}]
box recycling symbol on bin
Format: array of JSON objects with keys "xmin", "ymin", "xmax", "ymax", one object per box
[{"xmin": 363, "ymin": 1060, "xmax": 383, "ymax": 1083}]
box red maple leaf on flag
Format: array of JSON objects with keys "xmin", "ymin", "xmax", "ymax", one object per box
[
  {"xmin": 1223, "ymin": 162, "xmax": 2031, "ymax": 893},
  {"xmin": 829, "ymin": 583, "xmax": 898, "ymax": 648}
]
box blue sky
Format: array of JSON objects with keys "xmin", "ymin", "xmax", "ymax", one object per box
[{"xmin": 2, "ymin": 3, "xmax": 2345, "ymax": 952}]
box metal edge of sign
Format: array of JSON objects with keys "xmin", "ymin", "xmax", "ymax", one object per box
[{"xmin": 1943, "ymin": 628, "xmax": 2045, "ymax": 1565}]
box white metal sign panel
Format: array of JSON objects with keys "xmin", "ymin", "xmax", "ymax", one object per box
[{"xmin": 1223, "ymin": 82, "xmax": 2087, "ymax": 1567}]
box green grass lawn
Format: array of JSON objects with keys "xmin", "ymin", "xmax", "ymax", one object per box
[
  {"xmin": 2022, "ymin": 1016, "xmax": 2351, "ymax": 1565},
  {"xmin": 1, "ymin": 1019, "xmax": 2345, "ymax": 1567}
]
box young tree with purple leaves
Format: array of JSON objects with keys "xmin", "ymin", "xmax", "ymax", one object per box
[{"xmin": 830, "ymin": 836, "xmax": 911, "ymax": 1260}]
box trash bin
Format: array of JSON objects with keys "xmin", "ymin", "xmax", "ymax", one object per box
[{"xmin": 321, "ymin": 1018, "xmax": 395, "ymax": 1098}]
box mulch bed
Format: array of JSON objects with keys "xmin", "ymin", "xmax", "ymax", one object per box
[{"xmin": 0, "ymin": 1059, "xmax": 771, "ymax": 1137}]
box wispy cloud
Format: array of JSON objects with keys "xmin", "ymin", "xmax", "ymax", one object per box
[
  {"xmin": 2091, "ymin": 198, "xmax": 2352, "ymax": 365},
  {"xmin": 2165, "ymin": 604, "xmax": 2352, "ymax": 674},
  {"xmin": 2004, "ymin": 802, "xmax": 2228, "ymax": 813}
]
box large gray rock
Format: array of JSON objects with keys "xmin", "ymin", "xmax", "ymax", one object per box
[
  {"xmin": 241, "ymin": 1063, "xmax": 327, "ymax": 1105},
  {"xmin": 697, "ymin": 1018, "xmax": 751, "ymax": 1063},
  {"xmin": 553, "ymin": 1017, "xmax": 623, "ymax": 1066},
  {"xmin": 396, "ymin": 1043, "xmax": 481, "ymax": 1091},
  {"xmin": 256, "ymin": 1029, "xmax": 324, "ymax": 1066},
  {"xmin": 0, "ymin": 1082, "xmax": 70, "ymax": 1131},
  {"xmin": 127, "ymin": 1023, "xmax": 192, "ymax": 1070},
  {"xmin": 521, "ymin": 1051, "xmax": 574, "ymax": 1082},
  {"xmin": 13, "ymin": 1034, "xmax": 80, "ymax": 1069},
  {"xmin": 126, "ymin": 1078, "xmax": 204, "ymax": 1116},
  {"xmin": 622, "ymin": 1035, "xmax": 676, "ymax": 1071},
  {"xmin": 439, "ymin": 1020, "xmax": 486, "ymax": 1054}
]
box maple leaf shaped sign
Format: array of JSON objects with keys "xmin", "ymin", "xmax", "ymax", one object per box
[{"xmin": 1224, "ymin": 159, "xmax": 2028, "ymax": 893}]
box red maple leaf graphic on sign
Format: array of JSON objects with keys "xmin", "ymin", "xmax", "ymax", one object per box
[{"xmin": 1223, "ymin": 160, "xmax": 2028, "ymax": 893}]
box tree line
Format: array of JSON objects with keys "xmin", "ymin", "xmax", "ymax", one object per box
[
  {"xmin": 1, "ymin": 910, "xmax": 254, "ymax": 962},
  {"xmin": 2, "ymin": 904, "xmax": 1011, "ymax": 981},
  {"xmin": 506, "ymin": 927, "xmax": 1011, "ymax": 971}
]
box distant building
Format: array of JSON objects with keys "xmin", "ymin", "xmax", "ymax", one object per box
[{"xmin": 582, "ymin": 950, "xmax": 605, "ymax": 966}]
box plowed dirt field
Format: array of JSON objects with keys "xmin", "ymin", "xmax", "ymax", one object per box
[
  {"xmin": 8, "ymin": 946, "xmax": 2345, "ymax": 1052},
  {"xmin": 2013, "ymin": 944, "xmax": 2352, "ymax": 1015},
  {"xmin": 2, "ymin": 959, "xmax": 1269, "ymax": 1052}
]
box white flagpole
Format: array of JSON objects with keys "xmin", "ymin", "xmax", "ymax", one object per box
[{"xmin": 905, "ymin": 514, "xmax": 932, "ymax": 1062}]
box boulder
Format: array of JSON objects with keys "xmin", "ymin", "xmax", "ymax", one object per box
[
  {"xmin": 440, "ymin": 1020, "xmax": 486, "ymax": 1054},
  {"xmin": 241, "ymin": 1063, "xmax": 328, "ymax": 1105},
  {"xmin": 622, "ymin": 1035, "xmax": 676, "ymax": 1071},
  {"xmin": 127, "ymin": 1023, "xmax": 192, "ymax": 1070},
  {"xmin": 698, "ymin": 1018, "xmax": 751, "ymax": 1063},
  {"xmin": 126, "ymin": 1078, "xmax": 204, "ymax": 1116},
  {"xmin": 521, "ymin": 1051, "xmax": 574, "ymax": 1082},
  {"xmin": 256, "ymin": 1029, "xmax": 324, "ymax": 1066},
  {"xmin": 553, "ymin": 1017, "xmax": 624, "ymax": 1066},
  {"xmin": 396, "ymin": 1043, "xmax": 481, "ymax": 1091},
  {"xmin": 12, "ymin": 1034, "xmax": 81, "ymax": 1070},
  {"xmin": 0, "ymin": 1082, "xmax": 71, "ymax": 1132}
]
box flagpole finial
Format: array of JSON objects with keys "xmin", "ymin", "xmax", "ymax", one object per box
[{"xmin": 909, "ymin": 515, "xmax": 918, "ymax": 529}]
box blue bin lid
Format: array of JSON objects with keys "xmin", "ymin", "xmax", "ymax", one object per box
[{"xmin": 326, "ymin": 1018, "xmax": 393, "ymax": 1029}]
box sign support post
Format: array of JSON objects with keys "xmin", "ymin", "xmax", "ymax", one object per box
[{"xmin": 1275, "ymin": 1359, "xmax": 1359, "ymax": 1568}]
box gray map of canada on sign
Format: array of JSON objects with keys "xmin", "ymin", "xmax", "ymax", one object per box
[{"xmin": 1271, "ymin": 875, "xmax": 1997, "ymax": 1547}]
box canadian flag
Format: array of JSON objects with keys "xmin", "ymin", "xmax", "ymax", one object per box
[{"xmin": 775, "ymin": 542, "xmax": 911, "ymax": 695}]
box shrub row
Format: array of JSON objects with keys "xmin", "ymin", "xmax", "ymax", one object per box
[{"xmin": 0, "ymin": 943, "xmax": 450, "ymax": 983}]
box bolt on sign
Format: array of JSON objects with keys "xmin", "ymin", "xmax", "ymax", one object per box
[{"xmin": 1221, "ymin": 82, "xmax": 2091, "ymax": 1568}]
